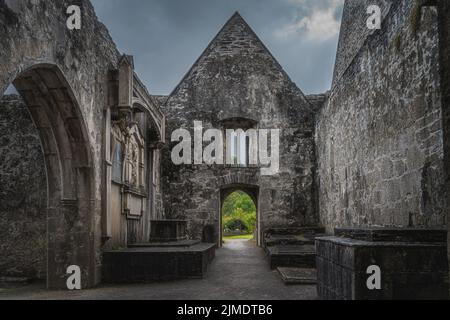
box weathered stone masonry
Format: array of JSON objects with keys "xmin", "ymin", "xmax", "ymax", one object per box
[
  {"xmin": 0, "ymin": 0, "xmax": 167, "ymax": 289},
  {"xmin": 161, "ymin": 13, "xmax": 319, "ymax": 245},
  {"xmin": 436, "ymin": 0, "xmax": 450, "ymax": 280},
  {"xmin": 1, "ymin": 0, "xmax": 450, "ymax": 296},
  {"xmin": 0, "ymin": 0, "xmax": 123, "ymax": 288},
  {"xmin": 0, "ymin": 95, "xmax": 47, "ymax": 280},
  {"xmin": 316, "ymin": 1, "xmax": 446, "ymax": 233},
  {"xmin": 315, "ymin": 0, "xmax": 449, "ymax": 299}
]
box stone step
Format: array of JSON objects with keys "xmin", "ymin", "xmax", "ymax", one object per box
[
  {"xmin": 267, "ymin": 245, "xmax": 316, "ymax": 270},
  {"xmin": 103, "ymin": 243, "xmax": 216, "ymax": 283},
  {"xmin": 277, "ymin": 267, "xmax": 317, "ymax": 285},
  {"xmin": 264, "ymin": 235, "xmax": 313, "ymax": 247},
  {"xmin": 263, "ymin": 227, "xmax": 325, "ymax": 248}
]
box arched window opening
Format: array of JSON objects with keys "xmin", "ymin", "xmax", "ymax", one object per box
[{"xmin": 221, "ymin": 118, "xmax": 258, "ymax": 167}]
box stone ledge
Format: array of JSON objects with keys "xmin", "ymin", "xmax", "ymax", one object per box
[
  {"xmin": 335, "ymin": 227, "xmax": 447, "ymax": 243},
  {"xmin": 277, "ymin": 267, "xmax": 317, "ymax": 285},
  {"xmin": 316, "ymin": 236, "xmax": 447, "ymax": 248}
]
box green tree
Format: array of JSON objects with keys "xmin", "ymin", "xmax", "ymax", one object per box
[{"xmin": 222, "ymin": 191, "xmax": 256, "ymax": 234}]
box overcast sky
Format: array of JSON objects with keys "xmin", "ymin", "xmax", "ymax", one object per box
[{"xmin": 91, "ymin": 0, "xmax": 344, "ymax": 95}]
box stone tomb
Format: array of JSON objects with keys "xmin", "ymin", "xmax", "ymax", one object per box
[
  {"xmin": 264, "ymin": 227, "xmax": 324, "ymax": 270},
  {"xmin": 263, "ymin": 227, "xmax": 324, "ymax": 285},
  {"xmin": 149, "ymin": 220, "xmax": 188, "ymax": 242},
  {"xmin": 103, "ymin": 220, "xmax": 216, "ymax": 283},
  {"xmin": 316, "ymin": 228, "xmax": 449, "ymax": 300}
]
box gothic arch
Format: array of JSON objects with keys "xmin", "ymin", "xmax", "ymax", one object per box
[
  {"xmin": 3, "ymin": 64, "xmax": 95, "ymax": 289},
  {"xmin": 132, "ymin": 98, "xmax": 165, "ymax": 144}
]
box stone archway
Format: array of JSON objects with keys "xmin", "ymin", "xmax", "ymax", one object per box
[
  {"xmin": 219, "ymin": 184, "xmax": 260, "ymax": 247},
  {"xmin": 2, "ymin": 64, "xmax": 95, "ymax": 289}
]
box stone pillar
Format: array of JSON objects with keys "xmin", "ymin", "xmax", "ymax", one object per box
[
  {"xmin": 118, "ymin": 55, "xmax": 134, "ymax": 116},
  {"xmin": 103, "ymin": 107, "xmax": 113, "ymax": 239}
]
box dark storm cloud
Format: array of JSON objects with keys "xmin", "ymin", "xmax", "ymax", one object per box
[{"xmin": 91, "ymin": 0, "xmax": 344, "ymax": 95}]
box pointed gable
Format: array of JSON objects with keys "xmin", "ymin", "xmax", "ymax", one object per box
[
  {"xmin": 164, "ymin": 12, "xmax": 315, "ymax": 130},
  {"xmin": 169, "ymin": 12, "xmax": 307, "ymax": 101},
  {"xmin": 204, "ymin": 12, "xmax": 270, "ymax": 58}
]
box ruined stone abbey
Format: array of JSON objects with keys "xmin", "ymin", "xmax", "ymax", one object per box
[{"xmin": 1, "ymin": 0, "xmax": 450, "ymax": 299}]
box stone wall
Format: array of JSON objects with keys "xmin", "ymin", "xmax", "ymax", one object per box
[
  {"xmin": 436, "ymin": 0, "xmax": 450, "ymax": 291},
  {"xmin": 332, "ymin": 0, "xmax": 391, "ymax": 86},
  {"xmin": 0, "ymin": 95, "xmax": 47, "ymax": 280},
  {"xmin": 0, "ymin": 0, "xmax": 121, "ymax": 288},
  {"xmin": 316, "ymin": 1, "xmax": 447, "ymax": 233},
  {"xmin": 161, "ymin": 13, "xmax": 319, "ymax": 243}
]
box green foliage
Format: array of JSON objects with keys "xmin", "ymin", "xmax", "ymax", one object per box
[{"xmin": 222, "ymin": 191, "xmax": 256, "ymax": 234}]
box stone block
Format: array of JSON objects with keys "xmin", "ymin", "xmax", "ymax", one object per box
[
  {"xmin": 316, "ymin": 229, "xmax": 449, "ymax": 300},
  {"xmin": 103, "ymin": 243, "xmax": 216, "ymax": 283},
  {"xmin": 149, "ymin": 220, "xmax": 188, "ymax": 242}
]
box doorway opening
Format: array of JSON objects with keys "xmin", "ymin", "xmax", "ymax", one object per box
[{"xmin": 220, "ymin": 186, "xmax": 259, "ymax": 248}]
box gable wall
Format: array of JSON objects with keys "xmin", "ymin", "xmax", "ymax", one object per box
[{"xmin": 161, "ymin": 15, "xmax": 319, "ymax": 242}]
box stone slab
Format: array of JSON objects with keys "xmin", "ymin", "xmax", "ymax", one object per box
[
  {"xmin": 264, "ymin": 227, "xmax": 325, "ymax": 237},
  {"xmin": 267, "ymin": 245, "xmax": 316, "ymax": 270},
  {"xmin": 277, "ymin": 268, "xmax": 317, "ymax": 285},
  {"xmin": 149, "ymin": 220, "xmax": 188, "ymax": 242},
  {"xmin": 335, "ymin": 227, "xmax": 447, "ymax": 243},
  {"xmin": 265, "ymin": 235, "xmax": 315, "ymax": 247}
]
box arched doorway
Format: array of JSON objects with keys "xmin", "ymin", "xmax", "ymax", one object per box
[
  {"xmin": 220, "ymin": 185, "xmax": 259, "ymax": 247},
  {"xmin": 0, "ymin": 64, "xmax": 95, "ymax": 289}
]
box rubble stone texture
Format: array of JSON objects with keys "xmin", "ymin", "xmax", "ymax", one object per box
[
  {"xmin": 0, "ymin": 95, "xmax": 47, "ymax": 280},
  {"xmin": 316, "ymin": 1, "xmax": 447, "ymax": 233},
  {"xmin": 161, "ymin": 13, "xmax": 318, "ymax": 243},
  {"xmin": 0, "ymin": 0, "xmax": 450, "ymax": 294},
  {"xmin": 0, "ymin": 0, "xmax": 122, "ymax": 288}
]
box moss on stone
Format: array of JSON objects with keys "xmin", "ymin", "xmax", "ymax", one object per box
[
  {"xmin": 391, "ymin": 33, "xmax": 402, "ymax": 53},
  {"xmin": 409, "ymin": 0, "xmax": 425, "ymax": 35}
]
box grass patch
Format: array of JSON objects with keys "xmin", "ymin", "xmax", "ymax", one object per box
[{"xmin": 223, "ymin": 234, "xmax": 254, "ymax": 240}]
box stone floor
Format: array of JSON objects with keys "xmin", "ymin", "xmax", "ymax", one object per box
[{"xmin": 0, "ymin": 239, "xmax": 317, "ymax": 300}]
